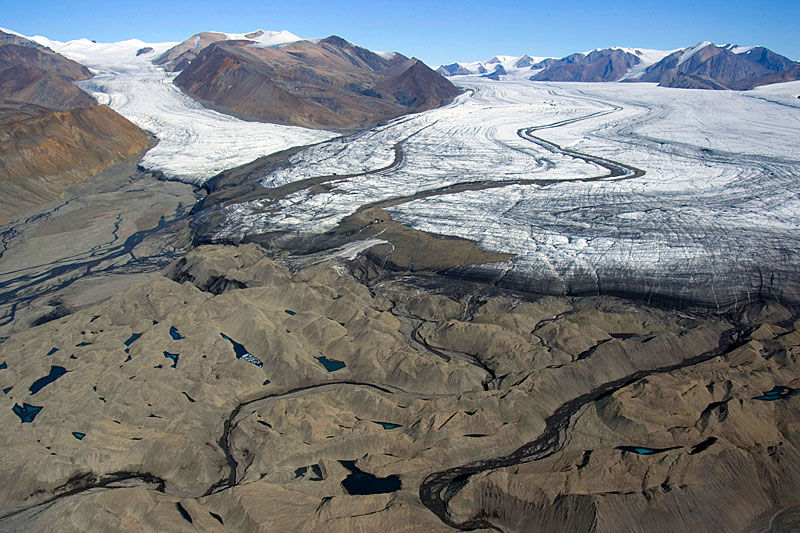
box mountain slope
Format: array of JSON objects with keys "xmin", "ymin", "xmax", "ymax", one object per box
[
  {"xmin": 0, "ymin": 29, "xmax": 150, "ymax": 223},
  {"xmin": 173, "ymin": 35, "xmax": 459, "ymax": 129},
  {"xmin": 0, "ymin": 101, "xmax": 149, "ymax": 224}
]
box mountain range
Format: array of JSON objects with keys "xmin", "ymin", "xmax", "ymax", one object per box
[{"xmin": 438, "ymin": 42, "xmax": 800, "ymax": 89}]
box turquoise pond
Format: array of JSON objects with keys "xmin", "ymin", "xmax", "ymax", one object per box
[
  {"xmin": 220, "ymin": 333, "xmax": 263, "ymax": 367},
  {"xmin": 163, "ymin": 352, "xmax": 179, "ymax": 368},
  {"xmin": 72, "ymin": 432, "xmax": 85, "ymax": 440},
  {"xmin": 374, "ymin": 421, "xmax": 402, "ymax": 430},
  {"xmin": 754, "ymin": 386, "xmax": 798, "ymax": 401},
  {"xmin": 617, "ymin": 445, "xmax": 680, "ymax": 455},
  {"xmin": 316, "ymin": 356, "xmax": 345, "ymax": 372},
  {"xmin": 12, "ymin": 403, "xmax": 43, "ymax": 423},
  {"xmin": 169, "ymin": 326, "xmax": 185, "ymax": 340}
]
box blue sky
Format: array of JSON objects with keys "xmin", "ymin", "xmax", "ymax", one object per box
[{"xmin": 2, "ymin": 0, "xmax": 798, "ymax": 65}]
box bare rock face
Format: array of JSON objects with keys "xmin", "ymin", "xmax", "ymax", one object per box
[
  {"xmin": 172, "ymin": 36, "xmax": 460, "ymax": 130},
  {"xmin": 0, "ymin": 103, "xmax": 150, "ymax": 223},
  {"xmin": 1, "ymin": 243, "xmax": 798, "ymax": 531},
  {"xmin": 531, "ymin": 49, "xmax": 641, "ymax": 82}
]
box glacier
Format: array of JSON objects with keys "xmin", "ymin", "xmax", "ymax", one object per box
[{"xmin": 211, "ymin": 76, "xmax": 800, "ymax": 308}]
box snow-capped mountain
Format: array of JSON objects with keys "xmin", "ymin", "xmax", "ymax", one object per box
[
  {"xmin": 437, "ymin": 54, "xmax": 552, "ymax": 78},
  {"xmin": 439, "ymin": 42, "xmax": 798, "ymax": 89},
  {"xmin": 153, "ymin": 29, "xmax": 301, "ymax": 71}
]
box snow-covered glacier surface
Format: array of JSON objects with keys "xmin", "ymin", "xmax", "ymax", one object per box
[
  {"xmin": 27, "ymin": 35, "xmax": 334, "ymax": 184},
  {"xmin": 216, "ymin": 76, "xmax": 800, "ymax": 308}
]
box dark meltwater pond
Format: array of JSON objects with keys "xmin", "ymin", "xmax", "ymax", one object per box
[
  {"xmin": 29, "ymin": 365, "xmax": 68, "ymax": 394},
  {"xmin": 339, "ymin": 460, "xmax": 401, "ymax": 495},
  {"xmin": 12, "ymin": 403, "xmax": 43, "ymax": 423},
  {"xmin": 124, "ymin": 333, "xmax": 142, "ymax": 348},
  {"xmin": 220, "ymin": 333, "xmax": 263, "ymax": 367},
  {"xmin": 316, "ymin": 356, "xmax": 345, "ymax": 372},
  {"xmin": 169, "ymin": 326, "xmax": 185, "ymax": 340}
]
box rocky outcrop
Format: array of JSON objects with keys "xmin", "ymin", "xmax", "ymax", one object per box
[
  {"xmin": 172, "ymin": 36, "xmax": 459, "ymax": 130},
  {"xmin": 0, "ymin": 102, "xmax": 150, "ymax": 223},
  {"xmin": 531, "ymin": 49, "xmax": 641, "ymax": 82}
]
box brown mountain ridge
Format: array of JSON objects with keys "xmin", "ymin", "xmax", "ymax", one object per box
[{"xmin": 170, "ymin": 35, "xmax": 460, "ymax": 130}]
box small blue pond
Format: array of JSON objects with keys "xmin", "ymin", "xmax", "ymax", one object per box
[
  {"xmin": 617, "ymin": 445, "xmax": 680, "ymax": 455},
  {"xmin": 3, "ymin": 386, "xmax": 11, "ymax": 394},
  {"xmin": 29, "ymin": 366, "xmax": 68, "ymax": 394},
  {"xmin": 220, "ymin": 333, "xmax": 263, "ymax": 367},
  {"xmin": 47, "ymin": 348, "xmax": 59, "ymax": 356},
  {"xmin": 0, "ymin": 361, "xmax": 7, "ymax": 370},
  {"xmin": 72, "ymin": 432, "xmax": 85, "ymax": 440},
  {"xmin": 13, "ymin": 403, "xmax": 43, "ymax": 423},
  {"xmin": 316, "ymin": 356, "xmax": 345, "ymax": 372},
  {"xmin": 284, "ymin": 310, "xmax": 296, "ymax": 316},
  {"xmin": 374, "ymin": 421, "xmax": 401, "ymax": 430},
  {"xmin": 183, "ymin": 392, "xmax": 195, "ymax": 403},
  {"xmin": 163, "ymin": 352, "xmax": 179, "ymax": 368},
  {"xmin": 169, "ymin": 326, "xmax": 185, "ymax": 340},
  {"xmin": 754, "ymin": 386, "xmax": 799, "ymax": 401},
  {"xmin": 339, "ymin": 460, "xmax": 401, "ymax": 495},
  {"xmin": 76, "ymin": 342, "xmax": 92, "ymax": 347}
]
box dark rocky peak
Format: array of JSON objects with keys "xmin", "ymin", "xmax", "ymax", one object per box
[{"xmin": 514, "ymin": 55, "xmax": 536, "ymax": 68}]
